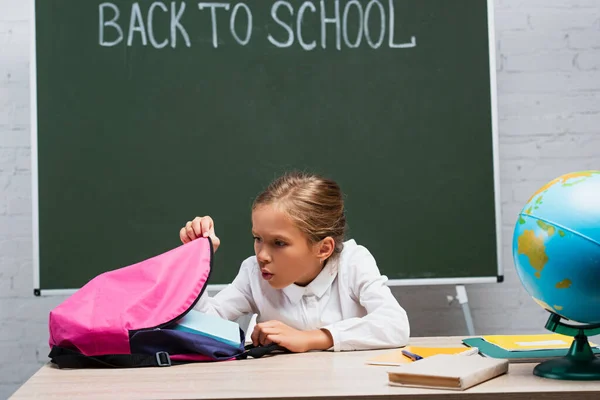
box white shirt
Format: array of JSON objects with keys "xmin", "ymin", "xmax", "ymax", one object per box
[{"xmin": 194, "ymin": 239, "xmax": 410, "ymax": 351}]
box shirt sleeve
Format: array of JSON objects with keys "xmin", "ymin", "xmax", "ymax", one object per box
[
  {"xmin": 322, "ymin": 246, "xmax": 410, "ymax": 351},
  {"xmin": 193, "ymin": 257, "xmax": 257, "ymax": 321}
]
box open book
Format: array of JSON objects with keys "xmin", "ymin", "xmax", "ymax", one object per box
[{"xmin": 387, "ymin": 354, "xmax": 508, "ymax": 390}]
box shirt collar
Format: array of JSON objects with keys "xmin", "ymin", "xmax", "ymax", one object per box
[{"xmin": 282, "ymin": 259, "xmax": 338, "ymax": 304}]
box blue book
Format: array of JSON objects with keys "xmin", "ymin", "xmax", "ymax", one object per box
[{"xmin": 173, "ymin": 309, "xmax": 241, "ymax": 348}]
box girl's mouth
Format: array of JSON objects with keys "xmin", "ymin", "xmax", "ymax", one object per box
[{"xmin": 261, "ymin": 272, "xmax": 274, "ymax": 280}]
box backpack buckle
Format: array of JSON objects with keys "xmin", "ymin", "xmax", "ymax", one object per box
[{"xmin": 155, "ymin": 352, "xmax": 171, "ymax": 367}]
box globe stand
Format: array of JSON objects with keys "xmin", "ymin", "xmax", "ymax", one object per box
[{"xmin": 533, "ymin": 313, "xmax": 600, "ymax": 380}]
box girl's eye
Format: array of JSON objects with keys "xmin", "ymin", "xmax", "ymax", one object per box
[
  {"xmin": 253, "ymin": 236, "xmax": 262, "ymax": 243},
  {"xmin": 275, "ymin": 240, "xmax": 287, "ymax": 247}
]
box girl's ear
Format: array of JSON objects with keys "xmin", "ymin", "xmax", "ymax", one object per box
[{"xmin": 315, "ymin": 237, "xmax": 335, "ymax": 262}]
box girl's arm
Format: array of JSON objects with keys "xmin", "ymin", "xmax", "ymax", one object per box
[
  {"xmin": 194, "ymin": 258, "xmax": 257, "ymax": 321},
  {"xmin": 322, "ymin": 246, "xmax": 410, "ymax": 351}
]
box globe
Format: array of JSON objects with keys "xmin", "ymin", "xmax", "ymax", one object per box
[
  {"xmin": 512, "ymin": 170, "xmax": 600, "ymax": 380},
  {"xmin": 512, "ymin": 170, "xmax": 600, "ymax": 324}
]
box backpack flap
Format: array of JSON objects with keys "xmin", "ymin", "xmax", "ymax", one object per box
[{"xmin": 49, "ymin": 237, "xmax": 215, "ymax": 364}]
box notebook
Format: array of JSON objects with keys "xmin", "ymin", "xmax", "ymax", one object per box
[
  {"xmin": 387, "ymin": 354, "xmax": 509, "ymax": 390},
  {"xmin": 462, "ymin": 337, "xmax": 600, "ymax": 363},
  {"xmin": 481, "ymin": 333, "xmax": 597, "ymax": 351},
  {"xmin": 172, "ymin": 309, "xmax": 241, "ymax": 347},
  {"xmin": 367, "ymin": 346, "xmax": 478, "ymax": 366}
]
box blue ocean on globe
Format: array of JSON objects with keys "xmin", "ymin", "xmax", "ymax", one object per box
[{"xmin": 513, "ymin": 171, "xmax": 600, "ymax": 324}]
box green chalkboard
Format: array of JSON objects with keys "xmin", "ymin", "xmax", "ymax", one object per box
[{"xmin": 32, "ymin": 0, "xmax": 501, "ymax": 294}]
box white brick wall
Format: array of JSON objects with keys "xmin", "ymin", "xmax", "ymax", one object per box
[{"xmin": 2, "ymin": 0, "xmax": 600, "ymax": 397}]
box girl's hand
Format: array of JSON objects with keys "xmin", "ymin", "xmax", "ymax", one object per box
[
  {"xmin": 251, "ymin": 320, "xmax": 333, "ymax": 353},
  {"xmin": 179, "ymin": 216, "xmax": 220, "ymax": 251}
]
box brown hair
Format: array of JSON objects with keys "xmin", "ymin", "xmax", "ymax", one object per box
[{"xmin": 252, "ymin": 171, "xmax": 347, "ymax": 259}]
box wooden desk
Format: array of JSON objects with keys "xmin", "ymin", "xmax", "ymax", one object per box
[{"xmin": 10, "ymin": 336, "xmax": 600, "ymax": 399}]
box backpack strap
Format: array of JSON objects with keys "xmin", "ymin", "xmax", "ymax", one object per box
[
  {"xmin": 238, "ymin": 343, "xmax": 290, "ymax": 359},
  {"xmin": 50, "ymin": 343, "xmax": 290, "ymax": 368},
  {"xmin": 49, "ymin": 346, "xmax": 174, "ymax": 369}
]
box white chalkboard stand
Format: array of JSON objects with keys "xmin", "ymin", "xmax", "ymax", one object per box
[{"xmin": 455, "ymin": 285, "xmax": 475, "ymax": 336}]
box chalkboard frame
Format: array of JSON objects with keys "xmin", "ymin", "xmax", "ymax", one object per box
[{"xmin": 30, "ymin": 0, "xmax": 503, "ymax": 296}]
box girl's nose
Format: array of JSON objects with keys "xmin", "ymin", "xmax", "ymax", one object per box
[{"xmin": 257, "ymin": 248, "xmax": 271, "ymax": 263}]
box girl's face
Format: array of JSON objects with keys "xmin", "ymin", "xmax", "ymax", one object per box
[{"xmin": 252, "ymin": 204, "xmax": 329, "ymax": 289}]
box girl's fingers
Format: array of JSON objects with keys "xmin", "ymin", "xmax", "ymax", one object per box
[
  {"xmin": 185, "ymin": 221, "xmax": 197, "ymax": 241},
  {"xmin": 179, "ymin": 227, "xmax": 190, "ymax": 243},
  {"xmin": 192, "ymin": 217, "xmax": 203, "ymax": 237}
]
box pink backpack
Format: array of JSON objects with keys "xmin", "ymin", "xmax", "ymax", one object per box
[{"xmin": 48, "ymin": 237, "xmax": 284, "ymax": 368}]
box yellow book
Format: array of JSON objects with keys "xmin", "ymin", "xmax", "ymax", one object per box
[
  {"xmin": 366, "ymin": 346, "xmax": 478, "ymax": 366},
  {"xmin": 482, "ymin": 333, "xmax": 597, "ymax": 352}
]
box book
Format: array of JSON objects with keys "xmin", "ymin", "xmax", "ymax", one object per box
[
  {"xmin": 366, "ymin": 346, "xmax": 478, "ymax": 366},
  {"xmin": 481, "ymin": 333, "xmax": 597, "ymax": 351},
  {"xmin": 172, "ymin": 309, "xmax": 241, "ymax": 348},
  {"xmin": 462, "ymin": 337, "xmax": 600, "ymax": 363},
  {"xmin": 387, "ymin": 354, "xmax": 509, "ymax": 390}
]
